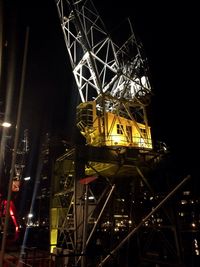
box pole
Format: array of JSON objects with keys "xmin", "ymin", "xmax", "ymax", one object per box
[
  {"xmin": 0, "ymin": 27, "xmax": 29, "ymax": 267},
  {"xmin": 81, "ymin": 183, "xmax": 88, "ymax": 267},
  {"xmin": 0, "ymin": 0, "xmax": 3, "ymax": 86}
]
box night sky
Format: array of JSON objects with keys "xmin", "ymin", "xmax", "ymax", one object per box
[{"xmin": 1, "ymin": 0, "xmax": 198, "ymax": 188}]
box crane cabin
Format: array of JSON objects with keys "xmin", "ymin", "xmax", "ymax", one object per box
[{"xmin": 76, "ymin": 101, "xmax": 152, "ymax": 150}]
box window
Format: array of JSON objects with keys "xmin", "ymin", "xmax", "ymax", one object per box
[
  {"xmin": 126, "ymin": 126, "xmax": 132, "ymax": 142},
  {"xmin": 140, "ymin": 128, "xmax": 147, "ymax": 138},
  {"xmin": 117, "ymin": 124, "xmax": 123, "ymax": 134}
]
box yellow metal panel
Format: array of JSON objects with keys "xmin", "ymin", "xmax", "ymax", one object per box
[
  {"xmin": 51, "ymin": 208, "xmax": 58, "ymax": 228},
  {"xmin": 50, "ymin": 229, "xmax": 58, "ymax": 253}
]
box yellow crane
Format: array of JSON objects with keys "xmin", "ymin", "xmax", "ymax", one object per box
[{"xmin": 50, "ymin": 1, "xmax": 186, "ymax": 267}]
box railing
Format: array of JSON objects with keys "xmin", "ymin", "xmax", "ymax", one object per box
[{"xmin": 104, "ymin": 135, "xmax": 153, "ymax": 149}]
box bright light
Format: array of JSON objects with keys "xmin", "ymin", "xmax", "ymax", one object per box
[
  {"xmin": 28, "ymin": 213, "xmax": 33, "ymax": 218},
  {"xmin": 24, "ymin": 176, "xmax": 31, "ymax": 181},
  {"xmin": 1, "ymin": 121, "xmax": 12, "ymax": 128}
]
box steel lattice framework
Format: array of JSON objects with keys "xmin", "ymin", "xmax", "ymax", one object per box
[
  {"xmin": 49, "ymin": 1, "xmax": 188, "ymax": 267},
  {"xmin": 56, "ymin": 0, "xmax": 151, "ymax": 118}
]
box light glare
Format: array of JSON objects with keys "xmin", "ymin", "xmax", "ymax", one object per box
[{"xmin": 2, "ymin": 121, "xmax": 12, "ymax": 128}]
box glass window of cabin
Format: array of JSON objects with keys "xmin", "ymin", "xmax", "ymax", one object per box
[
  {"xmin": 117, "ymin": 124, "xmax": 123, "ymax": 134},
  {"xmin": 126, "ymin": 125, "xmax": 132, "ymax": 142},
  {"xmin": 140, "ymin": 128, "xmax": 147, "ymax": 138}
]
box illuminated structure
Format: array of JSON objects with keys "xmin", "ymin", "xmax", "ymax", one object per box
[
  {"xmin": 50, "ymin": 1, "xmax": 190, "ymax": 266},
  {"xmin": 58, "ymin": 0, "xmax": 152, "ymax": 150}
]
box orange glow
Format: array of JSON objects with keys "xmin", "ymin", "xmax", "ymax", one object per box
[{"xmin": 12, "ymin": 180, "xmax": 20, "ymax": 192}]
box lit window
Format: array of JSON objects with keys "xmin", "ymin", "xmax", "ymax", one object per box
[
  {"xmin": 126, "ymin": 126, "xmax": 132, "ymax": 142},
  {"xmin": 117, "ymin": 124, "xmax": 123, "ymax": 134},
  {"xmin": 140, "ymin": 128, "xmax": 147, "ymax": 138}
]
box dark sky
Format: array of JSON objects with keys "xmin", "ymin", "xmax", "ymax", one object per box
[{"xmin": 2, "ymin": 0, "xmax": 198, "ymax": 182}]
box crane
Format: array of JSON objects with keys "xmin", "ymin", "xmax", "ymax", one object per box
[
  {"xmin": 50, "ymin": 1, "xmax": 185, "ymax": 267},
  {"xmin": 56, "ymin": 0, "xmax": 152, "ymax": 150}
]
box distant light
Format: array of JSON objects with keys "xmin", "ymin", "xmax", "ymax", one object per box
[
  {"xmin": 181, "ymin": 200, "xmax": 187, "ymax": 205},
  {"xmin": 28, "ymin": 213, "xmax": 33, "ymax": 218},
  {"xmin": 1, "ymin": 121, "xmax": 11, "ymax": 128},
  {"xmin": 163, "ymin": 146, "xmax": 167, "ymax": 151},
  {"xmin": 183, "ymin": 191, "xmax": 190, "ymax": 196},
  {"xmin": 24, "ymin": 176, "xmax": 31, "ymax": 181}
]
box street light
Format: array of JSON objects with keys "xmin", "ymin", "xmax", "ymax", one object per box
[{"xmin": 1, "ymin": 121, "xmax": 12, "ymax": 128}]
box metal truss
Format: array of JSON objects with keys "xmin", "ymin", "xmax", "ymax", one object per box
[
  {"xmin": 50, "ymin": 145, "xmax": 190, "ymax": 267},
  {"xmin": 55, "ymin": 0, "xmax": 151, "ymax": 119},
  {"xmin": 50, "ymin": 1, "xmax": 190, "ymax": 267}
]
